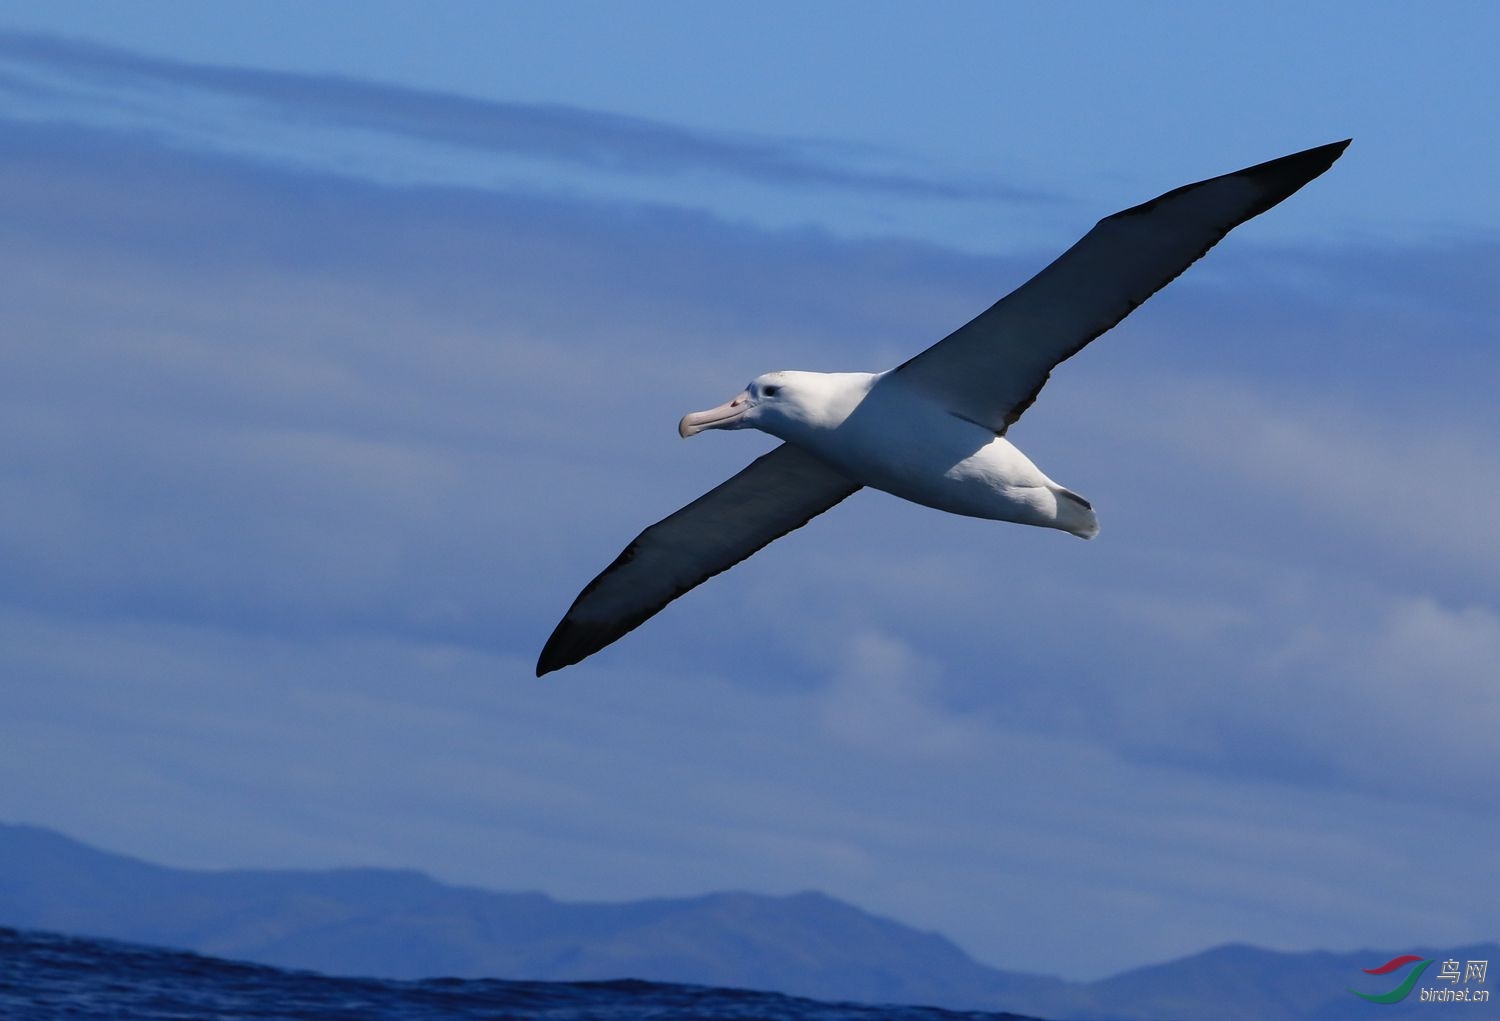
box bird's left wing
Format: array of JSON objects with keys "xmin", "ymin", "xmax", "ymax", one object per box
[
  {"xmin": 894, "ymin": 139, "xmax": 1350, "ymax": 434},
  {"xmin": 537, "ymin": 443, "xmax": 860, "ymax": 675}
]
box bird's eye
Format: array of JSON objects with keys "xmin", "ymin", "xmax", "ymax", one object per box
[{"xmin": 763, "ymin": 385, "xmax": 780, "ymax": 397}]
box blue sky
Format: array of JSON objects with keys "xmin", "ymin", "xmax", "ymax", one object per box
[{"xmin": 0, "ymin": 3, "xmax": 1496, "ymax": 982}]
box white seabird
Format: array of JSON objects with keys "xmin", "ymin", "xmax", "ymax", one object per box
[{"xmin": 538, "ymin": 140, "xmax": 1350, "ymax": 675}]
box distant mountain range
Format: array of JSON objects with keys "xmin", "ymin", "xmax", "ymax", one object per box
[{"xmin": 1, "ymin": 822, "xmax": 1492, "ymax": 1020}]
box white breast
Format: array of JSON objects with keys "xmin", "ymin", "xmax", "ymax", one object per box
[{"xmin": 777, "ymin": 374, "xmax": 1095, "ymax": 536}]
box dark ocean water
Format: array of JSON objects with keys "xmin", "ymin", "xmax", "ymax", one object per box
[{"xmin": 0, "ymin": 927, "xmax": 1041, "ymax": 1021}]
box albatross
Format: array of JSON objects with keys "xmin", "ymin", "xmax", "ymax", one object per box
[{"xmin": 537, "ymin": 139, "xmax": 1350, "ymax": 676}]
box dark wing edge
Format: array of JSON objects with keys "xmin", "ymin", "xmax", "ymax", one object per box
[
  {"xmin": 536, "ymin": 443, "xmax": 860, "ymax": 675},
  {"xmin": 895, "ymin": 139, "xmax": 1351, "ymax": 434}
]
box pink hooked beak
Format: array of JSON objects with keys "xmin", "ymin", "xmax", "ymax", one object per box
[{"xmin": 678, "ymin": 390, "xmax": 752, "ymax": 437}]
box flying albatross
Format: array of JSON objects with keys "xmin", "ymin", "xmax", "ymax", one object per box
[{"xmin": 538, "ymin": 139, "xmax": 1350, "ymax": 675}]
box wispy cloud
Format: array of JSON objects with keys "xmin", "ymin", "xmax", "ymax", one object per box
[
  {"xmin": 819, "ymin": 630, "xmax": 981, "ymax": 759},
  {"xmin": 0, "ymin": 31, "xmax": 1051, "ymax": 207}
]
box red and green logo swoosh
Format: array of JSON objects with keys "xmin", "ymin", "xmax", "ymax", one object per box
[{"xmin": 1348, "ymin": 954, "xmax": 1433, "ymax": 1003}]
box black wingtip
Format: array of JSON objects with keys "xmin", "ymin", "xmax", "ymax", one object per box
[
  {"xmin": 1110, "ymin": 138, "xmax": 1351, "ymax": 223},
  {"xmin": 534, "ymin": 629, "xmax": 567, "ymax": 677},
  {"xmin": 1234, "ymin": 137, "xmax": 1351, "ymax": 218},
  {"xmin": 535, "ymin": 610, "xmax": 572, "ymax": 675},
  {"xmin": 1249, "ymin": 138, "xmax": 1351, "ymax": 180}
]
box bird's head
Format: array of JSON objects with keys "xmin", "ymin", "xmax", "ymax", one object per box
[{"xmin": 679, "ymin": 370, "xmax": 815, "ymax": 439}]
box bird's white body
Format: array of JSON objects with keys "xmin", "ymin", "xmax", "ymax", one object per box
[{"xmin": 726, "ymin": 370, "xmax": 1098, "ymax": 538}]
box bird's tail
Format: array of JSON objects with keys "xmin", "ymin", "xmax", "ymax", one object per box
[{"xmin": 1051, "ymin": 486, "xmax": 1099, "ymax": 539}]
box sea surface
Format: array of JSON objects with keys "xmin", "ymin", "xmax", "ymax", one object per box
[{"xmin": 0, "ymin": 927, "xmax": 1041, "ymax": 1021}]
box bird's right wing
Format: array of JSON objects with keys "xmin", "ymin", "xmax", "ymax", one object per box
[
  {"xmin": 537, "ymin": 443, "xmax": 860, "ymax": 675},
  {"xmin": 894, "ymin": 139, "xmax": 1350, "ymax": 434}
]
